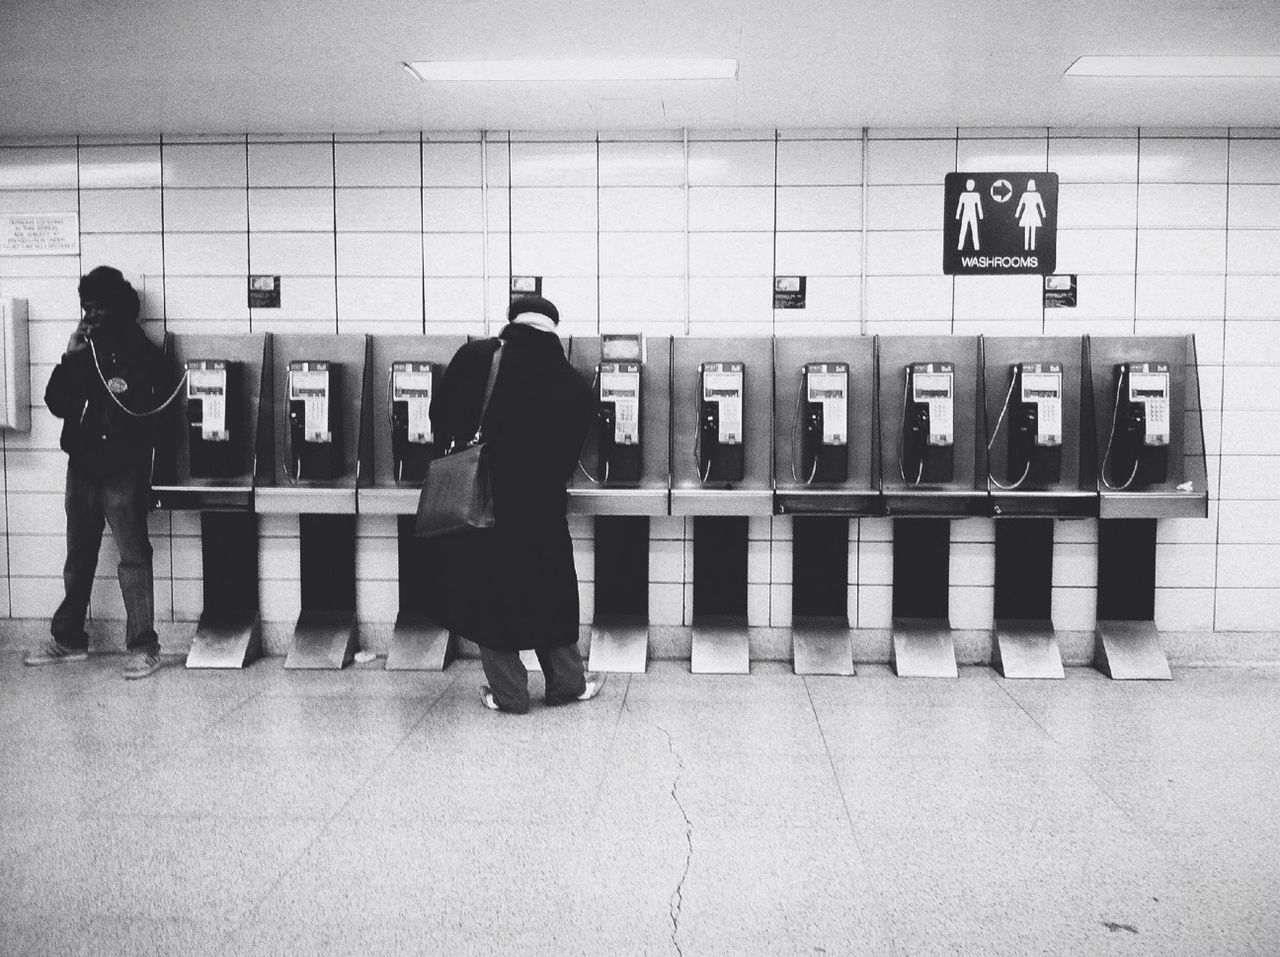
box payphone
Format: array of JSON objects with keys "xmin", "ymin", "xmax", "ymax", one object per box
[
  {"xmin": 388, "ymin": 360, "xmax": 436, "ymax": 484},
  {"xmin": 594, "ymin": 360, "xmax": 642, "ymax": 484},
  {"xmin": 988, "ymin": 362, "xmax": 1062, "ymax": 490},
  {"xmin": 1103, "ymin": 361, "xmax": 1170, "ymax": 490},
  {"xmin": 286, "ymin": 360, "xmax": 342, "ymax": 481},
  {"xmin": 697, "ymin": 361, "xmax": 745, "ymax": 484},
  {"xmin": 185, "ymin": 359, "xmax": 241, "ymax": 479},
  {"xmin": 900, "ymin": 362, "xmax": 954, "ymax": 485},
  {"xmin": 795, "ymin": 362, "xmax": 849, "ymax": 484}
]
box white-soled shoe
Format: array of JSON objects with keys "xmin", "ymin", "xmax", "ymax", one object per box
[
  {"xmin": 480, "ymin": 686, "xmax": 500, "ymax": 711},
  {"xmin": 24, "ymin": 640, "xmax": 88, "ymax": 666},
  {"xmin": 577, "ymin": 672, "xmax": 607, "ymax": 701},
  {"xmin": 122, "ymin": 652, "xmax": 161, "ymax": 680}
]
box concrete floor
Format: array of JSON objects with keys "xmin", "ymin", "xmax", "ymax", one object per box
[{"xmin": 1, "ymin": 653, "xmax": 1278, "ymax": 956}]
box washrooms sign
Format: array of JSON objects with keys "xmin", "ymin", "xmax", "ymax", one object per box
[{"xmin": 943, "ymin": 172, "xmax": 1058, "ymax": 275}]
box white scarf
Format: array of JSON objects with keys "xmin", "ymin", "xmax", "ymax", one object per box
[{"xmin": 512, "ymin": 312, "xmax": 559, "ymax": 335}]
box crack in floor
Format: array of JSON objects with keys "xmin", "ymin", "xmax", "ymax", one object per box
[{"xmin": 654, "ymin": 722, "xmax": 693, "ymax": 957}]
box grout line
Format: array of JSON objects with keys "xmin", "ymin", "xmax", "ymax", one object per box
[
  {"xmin": 801, "ymin": 676, "xmax": 867, "ymax": 855},
  {"xmin": 244, "ymin": 135, "xmax": 252, "ymax": 334},
  {"xmin": 331, "ymin": 134, "xmax": 338, "ymax": 335},
  {"xmin": 419, "ymin": 132, "xmax": 426, "ymax": 334},
  {"xmin": 1133, "ymin": 129, "xmax": 1142, "ymax": 336},
  {"xmin": 1213, "ymin": 135, "xmax": 1232, "ymax": 631}
]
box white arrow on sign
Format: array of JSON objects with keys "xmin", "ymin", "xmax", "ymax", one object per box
[{"xmin": 990, "ymin": 179, "xmax": 1013, "ymax": 203}]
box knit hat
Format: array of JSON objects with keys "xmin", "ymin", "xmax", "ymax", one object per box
[
  {"xmin": 508, "ymin": 294, "xmax": 559, "ymax": 326},
  {"xmin": 78, "ymin": 266, "xmax": 140, "ymax": 322}
]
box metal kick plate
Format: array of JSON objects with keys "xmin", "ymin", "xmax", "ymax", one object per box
[
  {"xmin": 587, "ymin": 618, "xmax": 649, "ymax": 674},
  {"xmin": 284, "ymin": 611, "xmax": 358, "ymax": 670},
  {"xmin": 993, "ymin": 620, "xmax": 1064, "ymax": 679},
  {"xmin": 1095, "ymin": 620, "xmax": 1172, "ymax": 681},
  {"xmin": 690, "ymin": 618, "xmax": 751, "ymax": 674},
  {"xmin": 792, "ymin": 622, "xmax": 855, "ymax": 676},
  {"xmin": 385, "ymin": 613, "xmax": 452, "ymax": 671},
  {"xmin": 185, "ymin": 614, "xmax": 261, "ymax": 669},
  {"xmin": 891, "ymin": 618, "xmax": 958, "ymax": 678}
]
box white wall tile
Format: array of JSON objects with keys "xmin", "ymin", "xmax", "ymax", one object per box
[
  {"xmin": 776, "ymin": 187, "xmax": 861, "ymax": 231},
  {"xmin": 598, "ymin": 142, "xmax": 684, "ymax": 187},
  {"xmin": 953, "ymin": 275, "xmax": 1042, "ymax": 320},
  {"xmin": 1218, "ymin": 500, "xmax": 1280, "ymax": 543},
  {"xmin": 163, "ymin": 189, "xmax": 247, "ymax": 232},
  {"xmin": 950, "ymin": 587, "xmax": 994, "ymax": 629},
  {"xmin": 598, "ymin": 233, "xmax": 684, "ymax": 277},
  {"xmin": 598, "ymin": 278, "xmax": 685, "ymax": 322},
  {"xmin": 420, "ymin": 189, "xmax": 486, "ymax": 233},
  {"xmin": 864, "ymin": 231, "xmax": 938, "ymax": 276},
  {"xmin": 510, "ymin": 142, "xmax": 596, "ymax": 187},
  {"xmin": 0, "ymin": 188, "xmax": 78, "ymax": 215},
  {"xmin": 1226, "ymin": 230, "xmax": 1280, "ymax": 273},
  {"xmin": 248, "ymin": 143, "xmax": 334, "ymax": 187},
  {"xmin": 1139, "ymin": 138, "xmax": 1227, "ymax": 183},
  {"xmin": 1137, "ymin": 184, "xmax": 1227, "ymax": 228},
  {"xmin": 774, "ymin": 231, "xmax": 860, "ymax": 276},
  {"xmin": 334, "ymin": 188, "xmax": 421, "ymax": 231},
  {"xmin": 164, "ymin": 233, "xmax": 247, "ymax": 275},
  {"xmin": 162, "ymin": 143, "xmax": 246, "ymax": 188},
  {"xmin": 688, "ymin": 277, "xmax": 773, "ymax": 324},
  {"xmin": 79, "ymin": 233, "xmax": 163, "ymax": 279},
  {"xmin": 0, "ymin": 146, "xmax": 78, "ymax": 189},
  {"xmin": 688, "ymin": 186, "xmax": 774, "ymax": 231},
  {"xmin": 1219, "ymin": 456, "xmax": 1280, "ymax": 499},
  {"xmin": 1048, "ymin": 137, "xmax": 1138, "ymax": 183},
  {"xmin": 776, "ymin": 139, "xmax": 861, "ymax": 186},
  {"xmin": 688, "ymin": 232, "xmax": 772, "ymax": 278},
  {"xmin": 422, "ymin": 233, "xmax": 485, "ymax": 277},
  {"xmin": 866, "ymin": 139, "xmax": 954, "ymax": 185},
  {"xmin": 164, "ymin": 276, "xmax": 249, "ymax": 321},
  {"xmin": 422, "ymin": 142, "xmax": 484, "ymax": 187},
  {"xmin": 649, "ymin": 582, "xmax": 684, "ymax": 625},
  {"xmin": 79, "ymin": 145, "xmax": 161, "ymax": 188},
  {"xmin": 337, "ymin": 277, "xmax": 423, "ymax": 324},
  {"xmin": 1226, "ymin": 276, "xmax": 1280, "ymax": 318},
  {"xmin": 336, "ymin": 232, "xmax": 422, "ymax": 276},
  {"xmin": 510, "ymin": 187, "xmax": 596, "ymax": 232},
  {"xmin": 687, "ymin": 140, "xmax": 774, "ymax": 186},
  {"xmin": 1229, "ymin": 139, "xmax": 1280, "ymax": 184},
  {"xmin": 1154, "ymin": 587, "xmax": 1216, "ymax": 631},
  {"xmin": 864, "ymin": 275, "xmax": 953, "ymax": 321},
  {"xmin": 248, "ymin": 276, "xmax": 336, "ymax": 322},
  {"xmin": 423, "ymin": 277, "xmax": 485, "ymax": 325},
  {"xmin": 1216, "ymin": 544, "xmax": 1280, "ymax": 589},
  {"xmin": 335, "ymin": 142, "xmax": 420, "ymax": 187},
  {"xmin": 250, "ymin": 232, "xmax": 335, "ymax": 275},
  {"xmin": 865, "ymin": 185, "xmax": 945, "ymax": 230},
  {"xmin": 248, "ymin": 188, "xmax": 334, "ymax": 231},
  {"xmin": 1135, "ymin": 274, "xmax": 1226, "ymax": 318},
  {"xmin": 599, "ymin": 187, "xmax": 685, "ymax": 232},
  {"xmin": 1214, "ymin": 588, "xmax": 1280, "ymax": 631},
  {"xmin": 1227, "ymin": 185, "xmax": 1280, "ymax": 228},
  {"xmin": 79, "ymin": 189, "xmax": 161, "ymax": 233},
  {"xmin": 956, "ymin": 138, "xmax": 1048, "ymax": 172},
  {"xmin": 1136, "ymin": 229, "xmax": 1226, "ymax": 274},
  {"xmin": 1055, "ymin": 229, "xmax": 1137, "ymax": 274},
  {"xmin": 1056, "ymin": 183, "xmax": 1137, "ymax": 228},
  {"xmin": 511, "ymin": 232, "xmax": 597, "ymax": 276}
]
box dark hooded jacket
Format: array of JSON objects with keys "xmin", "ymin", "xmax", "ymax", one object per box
[
  {"xmin": 421, "ymin": 322, "xmax": 592, "ymax": 651},
  {"xmin": 44, "ymin": 318, "xmax": 169, "ymax": 476}
]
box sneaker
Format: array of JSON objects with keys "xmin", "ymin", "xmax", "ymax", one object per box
[
  {"xmin": 24, "ymin": 639, "xmax": 88, "ymax": 666},
  {"xmin": 480, "ymin": 686, "xmax": 500, "ymax": 711},
  {"xmin": 577, "ymin": 672, "xmax": 607, "ymax": 701},
  {"xmin": 122, "ymin": 652, "xmax": 161, "ymax": 680}
]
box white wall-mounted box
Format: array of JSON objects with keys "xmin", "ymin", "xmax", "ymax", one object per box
[{"xmin": 0, "ymin": 299, "xmax": 31, "ymax": 431}]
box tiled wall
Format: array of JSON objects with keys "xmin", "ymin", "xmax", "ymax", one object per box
[{"xmin": 0, "ymin": 128, "xmax": 1276, "ymax": 641}]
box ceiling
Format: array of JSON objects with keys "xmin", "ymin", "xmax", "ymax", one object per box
[{"xmin": 3, "ymin": 0, "xmax": 1280, "ymax": 136}]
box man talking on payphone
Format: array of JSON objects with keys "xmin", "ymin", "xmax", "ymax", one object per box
[
  {"xmin": 423, "ymin": 295, "xmax": 604, "ymax": 713},
  {"xmin": 24, "ymin": 266, "xmax": 170, "ymax": 679}
]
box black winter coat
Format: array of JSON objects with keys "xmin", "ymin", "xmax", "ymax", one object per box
[
  {"xmin": 44, "ymin": 321, "xmax": 169, "ymax": 477},
  {"xmin": 421, "ymin": 323, "xmax": 593, "ymax": 651}
]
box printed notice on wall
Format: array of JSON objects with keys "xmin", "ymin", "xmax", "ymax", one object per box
[
  {"xmin": 248, "ymin": 275, "xmax": 280, "ymax": 308},
  {"xmin": 0, "ymin": 213, "xmax": 80, "ymax": 256},
  {"xmin": 774, "ymin": 276, "xmax": 806, "ymax": 309}
]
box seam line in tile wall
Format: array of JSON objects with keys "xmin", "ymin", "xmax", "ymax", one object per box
[
  {"xmin": 158, "ymin": 134, "xmax": 174, "ymax": 623},
  {"xmin": 75, "ymin": 136, "xmax": 91, "ymax": 621},
  {"xmin": 770, "ymin": 131, "xmax": 780, "ymax": 629},
  {"xmin": 1042, "ymin": 128, "xmax": 1049, "ymax": 335},
  {"xmin": 1133, "ymin": 130, "xmax": 1141, "ymax": 335},
  {"xmin": 1214, "ymin": 134, "xmax": 1232, "ymax": 632},
  {"xmin": 859, "ymin": 127, "xmax": 869, "ymax": 336},
  {"xmin": 507, "ymin": 134, "xmax": 513, "ymax": 334},
  {"xmin": 480, "ymin": 130, "xmax": 491, "ymax": 334},
  {"xmin": 243, "ymin": 135, "xmax": 252, "ymax": 334},
  {"xmin": 419, "ymin": 132, "xmax": 426, "ymax": 334},
  {"xmin": 683, "ymin": 128, "xmax": 690, "ymax": 336},
  {"xmin": 331, "ymin": 135, "xmax": 338, "ymax": 334},
  {"xmin": 595, "ymin": 134, "xmax": 601, "ymax": 334},
  {"xmin": 951, "ymin": 130, "xmax": 958, "ymax": 335}
]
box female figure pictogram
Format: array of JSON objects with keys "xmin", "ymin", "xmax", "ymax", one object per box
[{"xmin": 1015, "ymin": 179, "xmax": 1046, "ymax": 251}]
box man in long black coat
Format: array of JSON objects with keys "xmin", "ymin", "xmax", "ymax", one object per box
[{"xmin": 424, "ymin": 295, "xmax": 603, "ymax": 713}]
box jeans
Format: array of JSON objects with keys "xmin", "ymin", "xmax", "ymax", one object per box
[
  {"xmin": 51, "ymin": 463, "xmax": 158, "ymax": 655},
  {"xmin": 479, "ymin": 643, "xmax": 586, "ymax": 714}
]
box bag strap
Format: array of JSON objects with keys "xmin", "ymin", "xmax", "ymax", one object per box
[{"xmin": 471, "ymin": 340, "xmax": 504, "ymax": 444}]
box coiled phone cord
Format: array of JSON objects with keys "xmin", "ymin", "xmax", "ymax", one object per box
[
  {"xmin": 577, "ymin": 367, "xmax": 607, "ymax": 485},
  {"xmin": 1100, "ymin": 370, "xmax": 1140, "ymax": 491},
  {"xmin": 88, "ymin": 336, "xmax": 188, "ymax": 418},
  {"xmin": 790, "ymin": 367, "xmax": 818, "ymax": 486},
  {"xmin": 986, "ymin": 369, "xmax": 1032, "ymax": 491},
  {"xmin": 283, "ymin": 369, "xmax": 302, "ymax": 485},
  {"xmin": 896, "ymin": 367, "xmax": 924, "ymax": 487}
]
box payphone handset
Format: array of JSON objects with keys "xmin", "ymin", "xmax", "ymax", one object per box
[
  {"xmin": 899, "ymin": 362, "xmax": 955, "ymax": 486},
  {"xmin": 696, "ymin": 361, "xmax": 745, "ymax": 485},
  {"xmin": 1102, "ymin": 361, "xmax": 1170, "ymax": 490},
  {"xmin": 388, "ymin": 361, "xmax": 435, "ymax": 483},
  {"xmin": 286, "ymin": 360, "xmax": 342, "ymax": 482},
  {"xmin": 593, "ymin": 361, "xmax": 642, "ymax": 484},
  {"xmin": 988, "ymin": 362, "xmax": 1063, "ymax": 490},
  {"xmin": 794, "ymin": 362, "xmax": 849, "ymax": 485},
  {"xmin": 185, "ymin": 359, "xmax": 241, "ymax": 479}
]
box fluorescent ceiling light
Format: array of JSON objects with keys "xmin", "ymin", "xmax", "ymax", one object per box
[
  {"xmin": 404, "ymin": 59, "xmax": 738, "ymax": 82},
  {"xmin": 1066, "ymin": 56, "xmax": 1280, "ymax": 77}
]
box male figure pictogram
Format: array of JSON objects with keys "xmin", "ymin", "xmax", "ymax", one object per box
[{"xmin": 956, "ymin": 179, "xmax": 983, "ymax": 250}]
